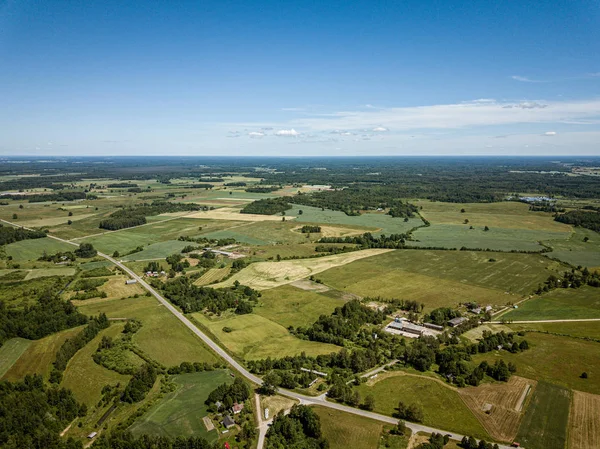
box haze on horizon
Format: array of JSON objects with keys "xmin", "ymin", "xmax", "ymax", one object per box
[{"xmin": 1, "ymin": 0, "xmax": 599, "ymax": 157}]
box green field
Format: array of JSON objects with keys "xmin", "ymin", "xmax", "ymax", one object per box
[
  {"xmin": 543, "ymin": 228, "xmax": 600, "ymax": 269},
  {"xmin": 2, "ymin": 326, "xmax": 84, "ymax": 381},
  {"xmin": 293, "ymin": 205, "xmax": 421, "ymax": 235},
  {"xmin": 201, "ymin": 220, "xmax": 310, "ymax": 245},
  {"xmin": 317, "ymin": 249, "xmax": 561, "ymax": 311},
  {"xmin": 0, "ymin": 338, "xmax": 32, "ymax": 378},
  {"xmin": 5, "ymin": 238, "xmax": 76, "ymax": 261},
  {"xmin": 354, "ymin": 373, "xmax": 489, "ymax": 439},
  {"xmin": 129, "ymin": 370, "xmax": 233, "ymax": 441},
  {"xmin": 120, "ymin": 240, "xmax": 191, "ymax": 261},
  {"xmin": 313, "ymin": 406, "xmax": 387, "ymax": 449},
  {"xmin": 408, "ymin": 224, "xmax": 568, "ymax": 252},
  {"xmin": 501, "ymin": 286, "xmax": 600, "ymax": 320},
  {"xmin": 192, "ymin": 312, "xmax": 340, "ymax": 360},
  {"xmin": 77, "ymin": 295, "xmax": 218, "ymax": 366},
  {"xmin": 471, "ymin": 332, "xmax": 600, "ymax": 394},
  {"xmin": 61, "ymin": 324, "xmax": 131, "ymax": 405},
  {"xmin": 515, "ymin": 381, "xmax": 570, "ymax": 449},
  {"xmin": 508, "ymin": 321, "xmax": 600, "ymax": 340},
  {"xmin": 255, "ymin": 284, "xmax": 347, "ymax": 328}
]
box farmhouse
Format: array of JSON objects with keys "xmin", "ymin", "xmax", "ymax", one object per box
[
  {"xmin": 448, "ymin": 317, "xmax": 468, "ymax": 327},
  {"xmin": 222, "ymin": 415, "xmax": 235, "ymax": 429},
  {"xmin": 232, "ymin": 402, "xmax": 244, "ymax": 414}
]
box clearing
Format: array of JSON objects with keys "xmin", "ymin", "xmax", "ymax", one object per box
[
  {"xmin": 0, "ymin": 338, "xmax": 32, "ymax": 378},
  {"xmin": 515, "ymin": 381, "xmax": 570, "ymax": 449},
  {"xmin": 212, "ymin": 248, "xmax": 392, "ymax": 290},
  {"xmin": 129, "ymin": 370, "xmax": 233, "ymax": 441},
  {"xmin": 568, "ymin": 390, "xmax": 600, "ymax": 449},
  {"xmin": 459, "ymin": 376, "xmax": 536, "ymax": 442}
]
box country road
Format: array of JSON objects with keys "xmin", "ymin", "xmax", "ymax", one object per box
[
  {"xmin": 1, "ymin": 218, "xmax": 515, "ymax": 448},
  {"xmin": 491, "ymin": 318, "xmax": 600, "ymax": 324}
]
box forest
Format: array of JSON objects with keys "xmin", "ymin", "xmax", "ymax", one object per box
[
  {"xmin": 99, "ymin": 202, "xmax": 202, "ymax": 230},
  {"xmin": 240, "ymin": 197, "xmax": 291, "ymax": 215},
  {"xmin": 266, "ymin": 405, "xmax": 329, "ymax": 449},
  {"xmin": 555, "ymin": 209, "xmax": 600, "ymax": 232},
  {"xmin": 0, "ymin": 225, "xmax": 46, "ymax": 245}
]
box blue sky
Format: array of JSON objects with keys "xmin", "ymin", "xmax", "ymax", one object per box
[{"xmin": 1, "ymin": 0, "xmax": 599, "ymax": 156}]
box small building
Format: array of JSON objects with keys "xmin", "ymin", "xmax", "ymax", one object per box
[
  {"xmin": 125, "ymin": 279, "xmax": 137, "ymax": 285},
  {"xmin": 471, "ymin": 307, "xmax": 482, "ymax": 314},
  {"xmin": 485, "ymin": 305, "xmax": 493, "ymax": 312},
  {"xmin": 448, "ymin": 317, "xmax": 468, "ymax": 327},
  {"xmin": 87, "ymin": 432, "xmax": 98, "ymax": 439},
  {"xmin": 223, "ymin": 415, "xmax": 235, "ymax": 429},
  {"xmin": 232, "ymin": 402, "xmax": 244, "ymax": 414},
  {"xmin": 388, "ymin": 320, "xmax": 424, "ymax": 336},
  {"xmin": 264, "ymin": 408, "xmax": 270, "ymax": 420},
  {"xmin": 423, "ymin": 322, "xmax": 444, "ymax": 331},
  {"xmin": 215, "ymin": 401, "xmax": 223, "ymax": 411}
]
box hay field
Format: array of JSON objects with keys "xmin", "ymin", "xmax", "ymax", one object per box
[
  {"xmin": 120, "ymin": 240, "xmax": 192, "ymax": 261},
  {"xmin": 77, "ymin": 295, "xmax": 218, "ymax": 366},
  {"xmin": 313, "ymin": 406, "xmax": 384, "ymax": 449},
  {"xmin": 187, "ymin": 207, "xmax": 295, "ymax": 221},
  {"xmin": 500, "ymin": 286, "xmax": 600, "ymax": 321},
  {"xmin": 255, "ymin": 284, "xmax": 347, "ymax": 328},
  {"xmin": 212, "ymin": 248, "xmax": 392, "ymax": 290},
  {"xmin": 462, "ymin": 324, "xmax": 514, "ymax": 343},
  {"xmin": 515, "ymin": 381, "xmax": 570, "ymax": 449},
  {"xmin": 459, "ymin": 376, "xmax": 536, "ymax": 442},
  {"xmin": 568, "ymin": 390, "xmax": 600, "ymax": 449},
  {"xmin": 415, "ymin": 200, "xmax": 572, "ymax": 232},
  {"xmin": 20, "ymin": 213, "xmax": 97, "ymax": 228},
  {"xmin": 129, "ymin": 370, "xmax": 232, "ymax": 441},
  {"xmin": 192, "ymin": 312, "xmax": 340, "ymax": 360},
  {"xmin": 193, "ymin": 267, "xmax": 231, "ymax": 286},
  {"xmin": 354, "ymin": 372, "xmax": 489, "ymax": 439},
  {"xmin": 24, "ymin": 267, "xmax": 76, "ymax": 280},
  {"xmin": 508, "ymin": 322, "xmax": 600, "ymax": 340},
  {"xmin": 292, "ymin": 224, "xmax": 369, "ymax": 238},
  {"xmin": 2, "ymin": 326, "xmax": 84, "ymax": 381},
  {"xmin": 61, "ymin": 324, "xmax": 131, "ymax": 406},
  {"xmin": 201, "ymin": 221, "xmax": 309, "ymax": 245},
  {"xmin": 0, "ymin": 338, "xmax": 32, "ymax": 378},
  {"xmin": 5, "ymin": 238, "xmax": 75, "ymax": 261},
  {"xmin": 542, "ymin": 228, "xmax": 600, "ymax": 269}
]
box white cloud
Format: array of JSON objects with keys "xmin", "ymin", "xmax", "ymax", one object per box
[
  {"xmin": 511, "ymin": 75, "xmax": 545, "ymax": 83},
  {"xmin": 544, "ymin": 131, "xmax": 557, "ymax": 136},
  {"xmin": 281, "ymin": 108, "xmax": 305, "ymax": 112},
  {"xmin": 248, "ymin": 132, "xmax": 265, "ymax": 138},
  {"xmin": 372, "ymin": 126, "xmax": 388, "ymax": 132},
  {"xmin": 275, "ymin": 129, "xmax": 300, "ymax": 137}
]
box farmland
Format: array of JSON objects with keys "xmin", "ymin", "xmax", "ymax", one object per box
[
  {"xmin": 568, "ymin": 390, "xmax": 600, "ymax": 449},
  {"xmin": 213, "ymin": 248, "xmax": 392, "ymax": 290},
  {"xmin": 508, "ymin": 321, "xmax": 600, "ymax": 340},
  {"xmin": 515, "ymin": 381, "xmax": 570, "ymax": 449},
  {"xmin": 192, "ymin": 312, "xmax": 340, "ymax": 360},
  {"xmin": 4, "ymin": 237, "xmax": 75, "ymax": 260},
  {"xmin": 313, "ymin": 406, "xmax": 386, "ymax": 449},
  {"xmin": 354, "ymin": 372, "xmax": 489, "ymax": 439},
  {"xmin": 500, "ymin": 286, "xmax": 600, "ymax": 321},
  {"xmin": 0, "ymin": 338, "xmax": 31, "ymax": 378},
  {"xmin": 129, "ymin": 370, "xmax": 233, "ymax": 441}
]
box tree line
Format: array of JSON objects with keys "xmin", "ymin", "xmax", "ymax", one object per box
[
  {"xmin": 555, "ymin": 210, "xmax": 600, "ymax": 232},
  {"xmin": 99, "ymin": 202, "xmax": 202, "ymax": 230},
  {"xmin": 0, "ymin": 224, "xmax": 46, "ymax": 245},
  {"xmin": 1, "ymin": 191, "xmax": 88, "ymax": 203},
  {"xmin": 241, "ymin": 197, "xmax": 291, "ymax": 215}
]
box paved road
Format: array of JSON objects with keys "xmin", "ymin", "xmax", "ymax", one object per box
[
  {"xmin": 491, "ymin": 318, "xmax": 600, "ymax": 324},
  {"xmin": 2, "ymin": 219, "xmax": 514, "ymax": 448}
]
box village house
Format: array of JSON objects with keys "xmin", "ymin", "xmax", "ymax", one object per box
[
  {"xmin": 223, "ymin": 415, "xmax": 235, "ymax": 429},
  {"xmin": 232, "ymin": 402, "xmax": 244, "ymax": 414},
  {"xmin": 448, "ymin": 317, "xmax": 468, "ymax": 327}
]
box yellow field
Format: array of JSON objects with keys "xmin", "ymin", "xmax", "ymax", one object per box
[
  {"xmin": 213, "ymin": 248, "xmax": 393, "ymax": 290},
  {"xmin": 459, "ymin": 376, "xmax": 536, "ymax": 442},
  {"xmin": 415, "ymin": 200, "xmax": 572, "ymax": 232},
  {"xmin": 568, "ymin": 390, "xmax": 600, "ymax": 449},
  {"xmin": 2, "ymin": 326, "xmax": 84, "ymax": 381},
  {"xmin": 187, "ymin": 207, "xmax": 295, "ymax": 221}
]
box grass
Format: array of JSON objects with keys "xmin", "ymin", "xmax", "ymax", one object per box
[
  {"xmin": 471, "ymin": 332, "xmax": 600, "ymax": 394},
  {"xmin": 255, "ymin": 284, "xmax": 347, "ymax": 328},
  {"xmin": 515, "ymin": 381, "xmax": 570, "ymax": 449},
  {"xmin": 201, "ymin": 220, "xmax": 309, "ymax": 245},
  {"xmin": 77, "ymin": 295, "xmax": 218, "ymax": 366},
  {"xmin": 500, "ymin": 286, "xmax": 600, "ymax": 320},
  {"xmin": 129, "ymin": 370, "xmax": 233, "ymax": 441},
  {"xmin": 0, "ymin": 338, "xmax": 32, "ymax": 378},
  {"xmin": 2, "ymin": 326, "xmax": 84, "ymax": 381},
  {"xmin": 24, "ymin": 267, "xmax": 76, "ymax": 279},
  {"xmin": 568, "ymin": 390, "xmax": 600, "ymax": 449},
  {"xmin": 408, "ymin": 224, "xmax": 568, "ymax": 252},
  {"xmin": 508, "ymin": 321, "xmax": 600, "ymax": 340},
  {"xmin": 293, "ymin": 205, "xmax": 421, "ymax": 235},
  {"xmin": 120, "ymin": 240, "xmax": 192, "ymax": 261},
  {"xmin": 415, "ymin": 200, "xmax": 572, "ymax": 232},
  {"xmin": 61, "ymin": 323, "xmax": 131, "ymax": 406},
  {"xmin": 213, "ymin": 249, "xmax": 392, "ymax": 290},
  {"xmin": 543, "ymin": 228, "xmax": 600, "ymax": 270},
  {"xmin": 354, "ymin": 373, "xmax": 489, "ymax": 439},
  {"xmin": 5, "ymin": 238, "xmax": 75, "ymax": 261},
  {"xmin": 312, "ymin": 406, "xmax": 385, "ymax": 449},
  {"xmin": 192, "ymin": 312, "xmax": 340, "ymax": 360}
]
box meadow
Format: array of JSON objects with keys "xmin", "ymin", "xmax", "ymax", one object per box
[
  {"xmin": 2, "ymin": 326, "xmax": 84, "ymax": 381},
  {"xmin": 200, "ymin": 220, "xmax": 309, "ymax": 245},
  {"xmin": 77, "ymin": 295, "xmax": 218, "ymax": 366},
  {"xmin": 5, "ymin": 237, "xmax": 75, "ymax": 260},
  {"xmin": 514, "ymin": 381, "xmax": 570, "ymax": 449},
  {"xmin": 354, "ymin": 372, "xmax": 489, "ymax": 440},
  {"xmin": 192, "ymin": 312, "xmax": 340, "ymax": 360},
  {"xmin": 255, "ymin": 284, "xmax": 347, "ymax": 328},
  {"xmin": 508, "ymin": 321, "xmax": 600, "ymax": 340},
  {"xmin": 543, "ymin": 228, "xmax": 600, "ymax": 269},
  {"xmin": 0, "ymin": 338, "xmax": 32, "ymax": 378},
  {"xmin": 129, "ymin": 370, "xmax": 233, "ymax": 441},
  {"xmin": 471, "ymin": 332, "xmax": 600, "ymax": 394},
  {"xmin": 213, "ymin": 248, "xmax": 392, "ymax": 290},
  {"xmin": 120, "ymin": 240, "xmax": 192, "ymax": 261},
  {"xmin": 500, "ymin": 286, "xmax": 600, "ymax": 321},
  {"xmin": 312, "ymin": 406, "xmax": 386, "ymax": 449}
]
